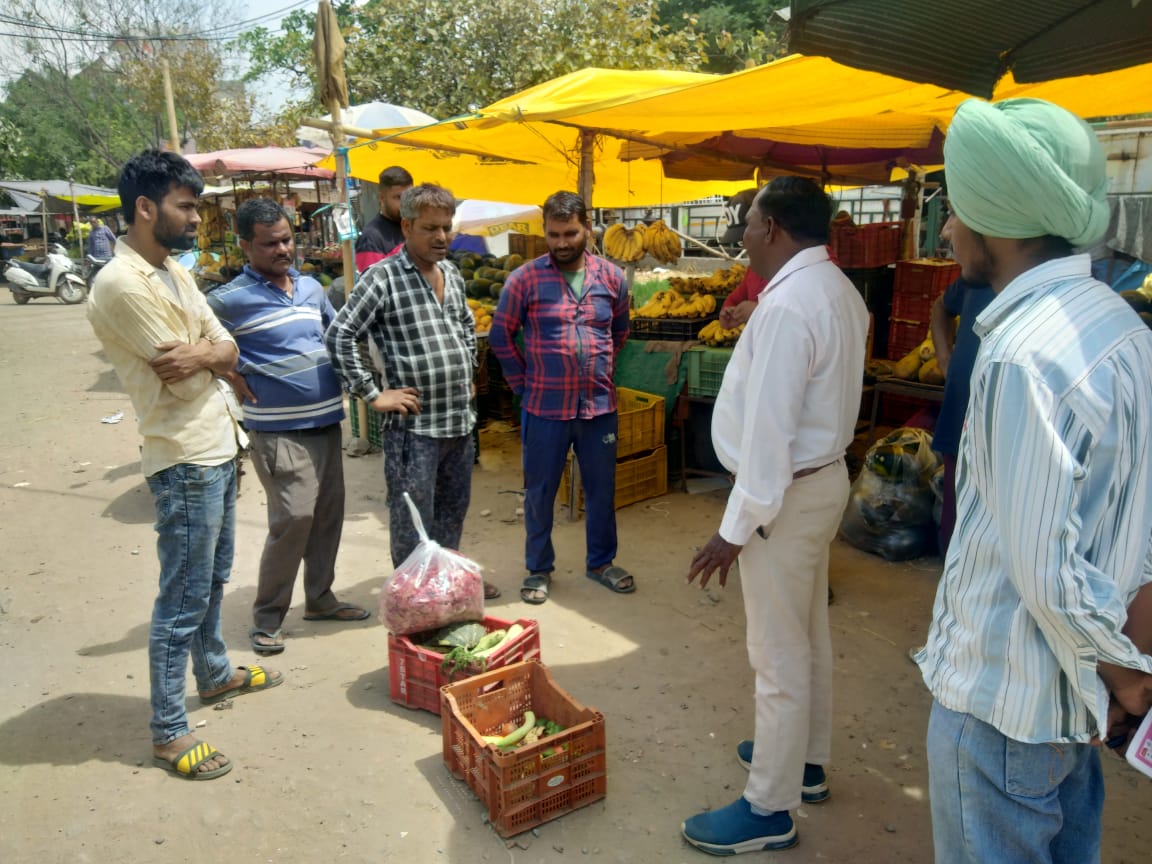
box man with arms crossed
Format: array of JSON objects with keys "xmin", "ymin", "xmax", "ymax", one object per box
[{"xmin": 88, "ymin": 151, "xmax": 282, "ymax": 782}]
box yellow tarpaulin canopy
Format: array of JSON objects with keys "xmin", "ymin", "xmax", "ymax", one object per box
[{"xmin": 321, "ymin": 55, "xmax": 1152, "ymax": 201}]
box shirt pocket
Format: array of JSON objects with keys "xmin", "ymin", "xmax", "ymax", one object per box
[{"xmin": 587, "ymin": 294, "xmax": 614, "ymax": 329}]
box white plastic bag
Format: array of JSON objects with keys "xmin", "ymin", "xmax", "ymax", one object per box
[{"xmin": 380, "ymin": 492, "xmax": 485, "ymax": 635}]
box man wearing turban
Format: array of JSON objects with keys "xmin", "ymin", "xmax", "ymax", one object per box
[{"xmin": 915, "ymin": 99, "xmax": 1152, "ymax": 862}]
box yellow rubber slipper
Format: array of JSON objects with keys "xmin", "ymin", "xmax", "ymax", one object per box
[
  {"xmin": 199, "ymin": 665, "xmax": 284, "ymax": 705},
  {"xmin": 153, "ymin": 740, "xmax": 233, "ymax": 781}
]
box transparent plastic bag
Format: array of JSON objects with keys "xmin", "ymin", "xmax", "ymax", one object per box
[
  {"xmin": 380, "ymin": 492, "xmax": 485, "ymax": 635},
  {"xmin": 840, "ymin": 427, "xmax": 941, "ymax": 561}
]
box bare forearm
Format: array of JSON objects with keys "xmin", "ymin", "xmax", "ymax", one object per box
[{"xmin": 1125, "ymin": 581, "xmax": 1152, "ymax": 654}]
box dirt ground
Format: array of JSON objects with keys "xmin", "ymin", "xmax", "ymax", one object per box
[{"xmin": 1, "ymin": 298, "xmax": 1149, "ymax": 864}]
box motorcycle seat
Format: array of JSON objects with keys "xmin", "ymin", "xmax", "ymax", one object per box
[{"xmin": 12, "ymin": 261, "xmax": 51, "ymax": 279}]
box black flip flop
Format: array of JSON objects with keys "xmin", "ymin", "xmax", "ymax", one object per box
[
  {"xmin": 520, "ymin": 572, "xmax": 551, "ymax": 605},
  {"xmin": 586, "ymin": 565, "xmax": 636, "ymax": 594}
]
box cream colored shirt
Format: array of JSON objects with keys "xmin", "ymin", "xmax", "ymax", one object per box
[
  {"xmin": 88, "ymin": 238, "xmax": 239, "ymax": 477},
  {"xmin": 711, "ymin": 245, "xmax": 869, "ymax": 544}
]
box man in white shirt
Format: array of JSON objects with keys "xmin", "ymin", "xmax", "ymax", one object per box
[
  {"xmin": 682, "ymin": 176, "xmax": 868, "ymax": 854},
  {"xmin": 915, "ymin": 99, "xmax": 1152, "ymax": 863}
]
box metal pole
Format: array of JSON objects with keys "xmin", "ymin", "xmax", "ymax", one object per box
[
  {"xmin": 162, "ymin": 58, "xmax": 181, "ymax": 154},
  {"xmin": 329, "ymin": 102, "xmax": 370, "ymax": 440}
]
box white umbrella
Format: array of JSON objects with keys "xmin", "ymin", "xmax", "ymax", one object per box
[
  {"xmin": 454, "ymin": 199, "xmax": 543, "ymax": 236},
  {"xmin": 295, "ymin": 101, "xmax": 437, "ymax": 147}
]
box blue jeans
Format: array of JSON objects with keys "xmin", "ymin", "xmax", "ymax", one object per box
[
  {"xmin": 145, "ymin": 461, "xmax": 237, "ymax": 745},
  {"xmin": 927, "ymin": 701, "xmax": 1102, "ymax": 864},
  {"xmin": 521, "ymin": 411, "xmax": 617, "ymax": 573}
]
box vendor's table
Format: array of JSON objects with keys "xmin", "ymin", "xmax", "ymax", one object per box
[{"xmin": 865, "ymin": 378, "xmax": 945, "ymax": 446}]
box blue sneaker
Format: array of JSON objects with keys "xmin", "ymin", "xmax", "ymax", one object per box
[
  {"xmin": 681, "ymin": 797, "xmax": 797, "ymax": 855},
  {"xmin": 735, "ymin": 740, "xmax": 830, "ymax": 803}
]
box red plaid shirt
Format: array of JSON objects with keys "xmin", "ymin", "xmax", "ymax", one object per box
[{"xmin": 489, "ymin": 252, "xmax": 629, "ymax": 420}]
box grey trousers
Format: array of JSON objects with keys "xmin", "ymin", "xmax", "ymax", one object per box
[{"xmin": 248, "ymin": 425, "xmax": 344, "ymax": 632}]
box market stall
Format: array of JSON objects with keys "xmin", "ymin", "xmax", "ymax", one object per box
[{"xmin": 185, "ymin": 147, "xmax": 341, "ymax": 285}]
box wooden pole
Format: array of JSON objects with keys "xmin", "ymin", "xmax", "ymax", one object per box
[
  {"xmin": 578, "ymin": 130, "xmax": 595, "ymax": 206},
  {"xmin": 162, "ymin": 59, "xmax": 181, "ymax": 154},
  {"xmin": 39, "ymin": 191, "xmax": 48, "ymax": 254}
]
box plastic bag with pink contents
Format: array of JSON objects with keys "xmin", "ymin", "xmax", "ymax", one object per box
[{"xmin": 380, "ymin": 492, "xmax": 485, "ymax": 635}]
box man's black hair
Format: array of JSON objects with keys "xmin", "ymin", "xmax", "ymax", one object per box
[
  {"xmin": 117, "ymin": 149, "xmax": 204, "ymax": 225},
  {"xmin": 755, "ymin": 176, "xmax": 834, "ymax": 245},
  {"xmin": 237, "ymin": 197, "xmax": 290, "ymax": 241},
  {"xmin": 542, "ymin": 191, "xmax": 588, "ymax": 225},
  {"xmin": 378, "ymin": 166, "xmax": 414, "ymax": 189}
]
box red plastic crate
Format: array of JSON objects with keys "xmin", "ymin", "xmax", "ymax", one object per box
[
  {"xmin": 388, "ymin": 616, "xmax": 542, "ymax": 714},
  {"xmin": 886, "ymin": 258, "xmax": 960, "ymax": 359},
  {"xmin": 829, "ymin": 221, "xmax": 902, "ymax": 268},
  {"xmin": 887, "ymin": 319, "xmax": 931, "ymax": 360},
  {"xmin": 441, "ymin": 659, "xmax": 607, "ymax": 838},
  {"xmin": 893, "ymin": 258, "xmax": 960, "ymax": 300}
]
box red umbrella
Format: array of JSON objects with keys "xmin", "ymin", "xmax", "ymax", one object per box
[{"xmin": 184, "ymin": 147, "xmax": 334, "ymax": 181}]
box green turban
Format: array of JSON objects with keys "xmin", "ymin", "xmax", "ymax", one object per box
[{"xmin": 944, "ymin": 98, "xmax": 1109, "ymax": 248}]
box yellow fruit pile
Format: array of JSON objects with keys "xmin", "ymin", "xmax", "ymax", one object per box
[
  {"xmin": 467, "ymin": 298, "xmax": 493, "ymax": 333},
  {"xmin": 603, "ymin": 223, "xmax": 646, "ymax": 263},
  {"xmin": 644, "ymin": 220, "xmax": 682, "ymax": 265},
  {"xmin": 889, "ymin": 337, "xmax": 943, "ymax": 383},
  {"xmin": 697, "ymin": 319, "xmax": 745, "ymax": 346},
  {"xmin": 633, "ymin": 289, "xmax": 717, "ymax": 319},
  {"xmin": 668, "ymin": 263, "xmax": 747, "ymax": 295}
]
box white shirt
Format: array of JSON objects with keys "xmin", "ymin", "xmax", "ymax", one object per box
[
  {"xmin": 711, "ymin": 245, "xmax": 869, "ymax": 545},
  {"xmin": 919, "ymin": 255, "xmax": 1152, "ymax": 743}
]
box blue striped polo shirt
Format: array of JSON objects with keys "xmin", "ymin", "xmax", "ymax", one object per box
[{"xmin": 207, "ymin": 265, "xmax": 345, "ymax": 432}]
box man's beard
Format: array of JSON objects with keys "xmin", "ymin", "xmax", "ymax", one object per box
[{"xmin": 155, "ymin": 214, "xmax": 195, "ymax": 252}]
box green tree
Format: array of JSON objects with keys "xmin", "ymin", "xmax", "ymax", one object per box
[
  {"xmin": 661, "ymin": 0, "xmax": 788, "ymax": 73},
  {"xmin": 0, "ymin": 0, "xmax": 280, "ymax": 183},
  {"xmin": 237, "ymin": 0, "xmax": 707, "ymax": 122}
]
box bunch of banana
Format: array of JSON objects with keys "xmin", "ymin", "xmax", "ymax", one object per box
[
  {"xmin": 634, "ymin": 289, "xmax": 718, "ymax": 319},
  {"xmin": 643, "ymin": 220, "xmax": 682, "ymax": 265},
  {"xmin": 697, "ymin": 319, "xmax": 746, "ymax": 346},
  {"xmin": 667, "ymin": 263, "xmax": 748, "ymax": 296},
  {"xmin": 603, "ymin": 223, "xmax": 647, "ymax": 263}
]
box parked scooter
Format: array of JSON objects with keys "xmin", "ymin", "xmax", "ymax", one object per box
[
  {"xmin": 1, "ymin": 243, "xmax": 87, "ymax": 305},
  {"xmin": 83, "ymin": 254, "xmax": 110, "ymax": 290}
]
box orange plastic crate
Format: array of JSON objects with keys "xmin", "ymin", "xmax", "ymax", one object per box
[
  {"xmin": 441, "ymin": 659, "xmax": 607, "ymax": 838},
  {"xmin": 388, "ymin": 616, "xmax": 541, "ymax": 715}
]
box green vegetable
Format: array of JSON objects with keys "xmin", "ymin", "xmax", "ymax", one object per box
[
  {"xmin": 482, "ymin": 711, "xmax": 536, "ymax": 749},
  {"xmin": 472, "ymin": 629, "xmax": 507, "ymax": 654},
  {"xmin": 474, "ymin": 623, "xmax": 525, "ymax": 659}
]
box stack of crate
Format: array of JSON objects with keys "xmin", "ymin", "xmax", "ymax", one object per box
[
  {"xmin": 887, "ymin": 258, "xmax": 961, "ymax": 360},
  {"xmin": 560, "ymin": 388, "xmax": 667, "ymax": 510}
]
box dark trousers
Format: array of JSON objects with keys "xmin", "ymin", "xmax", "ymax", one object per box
[
  {"xmin": 383, "ymin": 427, "xmax": 474, "ymax": 567},
  {"xmin": 248, "ymin": 426, "xmax": 344, "ymax": 631},
  {"xmin": 521, "ymin": 411, "xmax": 617, "ymax": 574}
]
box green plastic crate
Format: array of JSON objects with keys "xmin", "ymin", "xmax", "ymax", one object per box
[{"xmin": 685, "ymin": 346, "xmax": 734, "ymax": 398}]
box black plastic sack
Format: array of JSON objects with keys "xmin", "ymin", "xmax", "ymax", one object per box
[{"xmin": 840, "ymin": 427, "xmax": 941, "ymax": 561}]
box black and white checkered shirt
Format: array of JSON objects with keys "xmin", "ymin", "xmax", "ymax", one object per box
[{"xmin": 325, "ymin": 247, "xmax": 476, "ymax": 438}]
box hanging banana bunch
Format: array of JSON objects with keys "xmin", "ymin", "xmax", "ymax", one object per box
[
  {"xmin": 603, "ymin": 223, "xmax": 647, "ymax": 263},
  {"xmin": 643, "ymin": 219, "xmax": 683, "ymax": 265}
]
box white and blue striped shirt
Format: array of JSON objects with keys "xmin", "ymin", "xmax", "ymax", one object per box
[
  {"xmin": 919, "ymin": 255, "xmax": 1152, "ymax": 744},
  {"xmin": 207, "ymin": 267, "xmax": 345, "ymax": 432}
]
